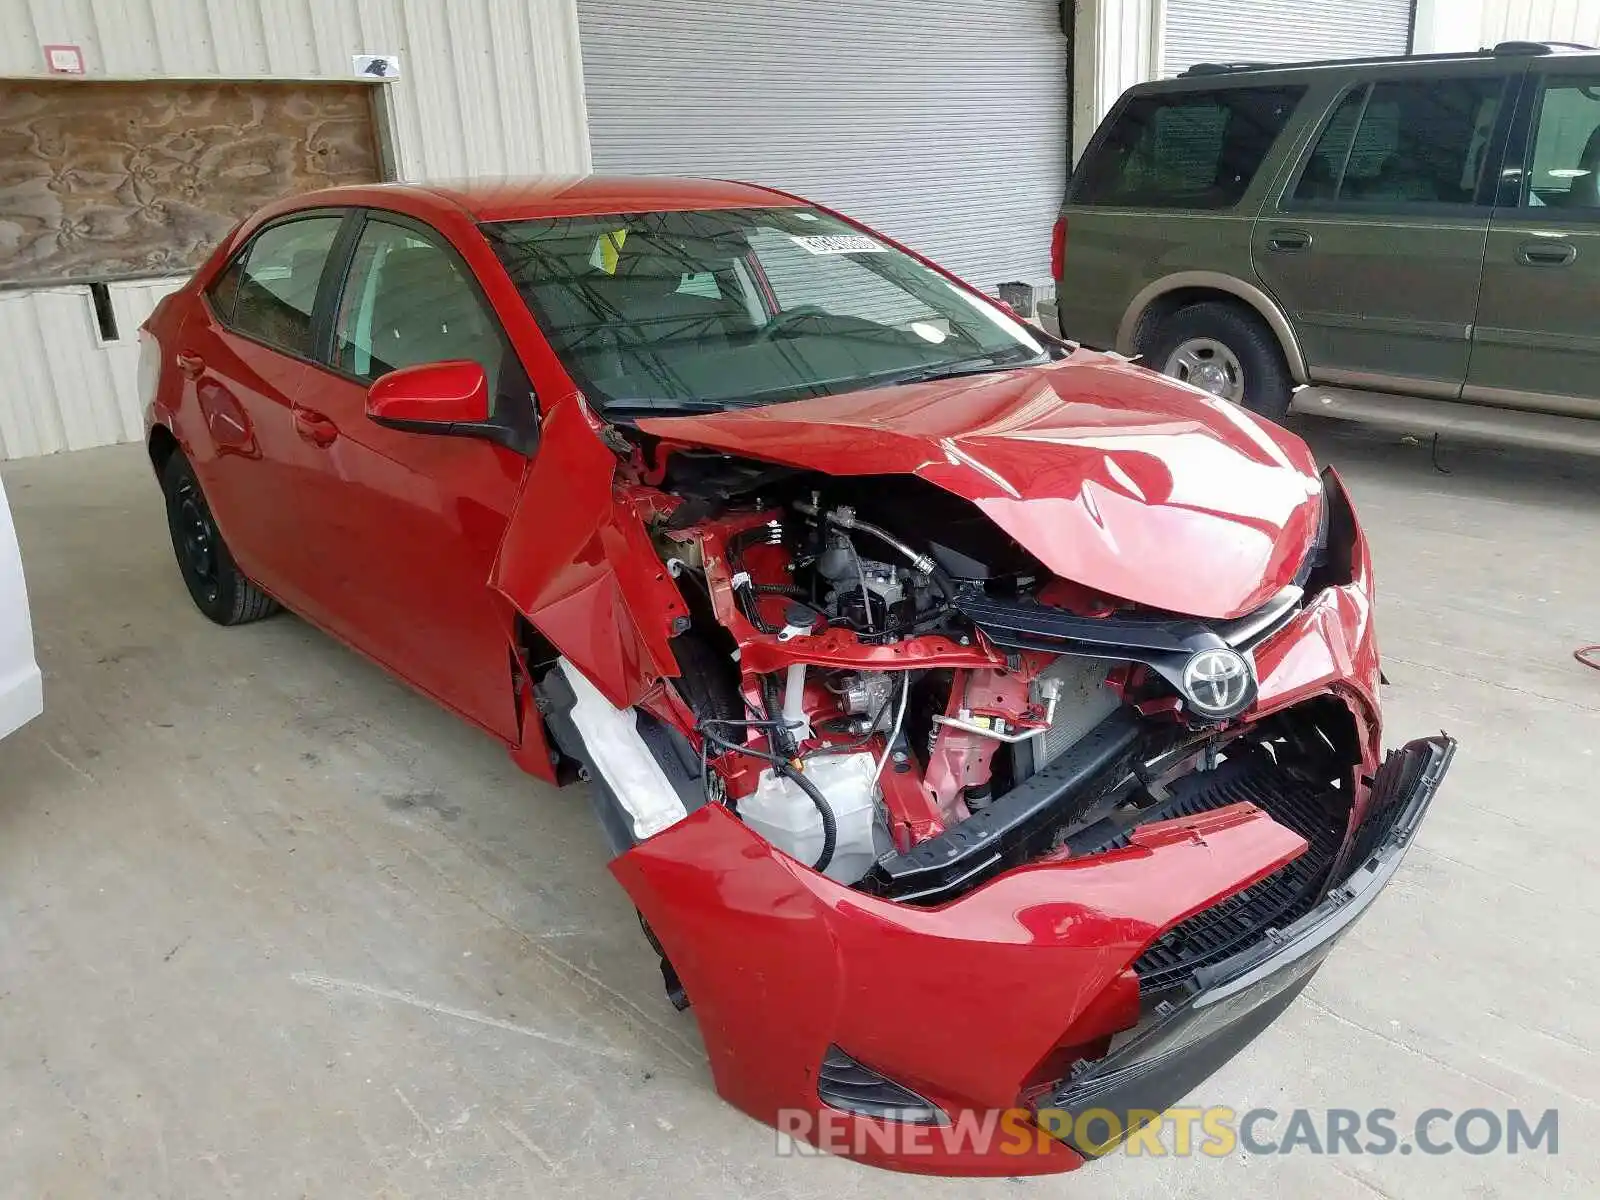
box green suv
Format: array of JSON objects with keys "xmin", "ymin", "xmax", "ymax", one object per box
[{"xmin": 1046, "ymin": 41, "xmax": 1600, "ymax": 447}]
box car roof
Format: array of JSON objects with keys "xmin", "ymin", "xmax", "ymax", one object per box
[{"xmin": 285, "ymin": 176, "xmax": 805, "ymax": 223}]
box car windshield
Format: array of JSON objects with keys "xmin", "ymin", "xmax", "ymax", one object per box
[{"xmin": 485, "ymin": 206, "xmax": 1047, "ymax": 414}]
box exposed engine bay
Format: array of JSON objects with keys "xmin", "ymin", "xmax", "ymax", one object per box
[{"xmin": 540, "ymin": 440, "xmax": 1367, "ymax": 959}]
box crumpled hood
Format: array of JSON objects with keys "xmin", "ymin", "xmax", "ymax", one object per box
[{"xmin": 635, "ymin": 351, "xmax": 1323, "ymax": 620}]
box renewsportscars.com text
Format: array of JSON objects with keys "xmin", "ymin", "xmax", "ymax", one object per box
[{"xmin": 776, "ymin": 1105, "xmax": 1560, "ymax": 1159}]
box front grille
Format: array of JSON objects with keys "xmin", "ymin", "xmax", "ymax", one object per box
[{"xmin": 1093, "ymin": 756, "xmax": 1349, "ymax": 993}]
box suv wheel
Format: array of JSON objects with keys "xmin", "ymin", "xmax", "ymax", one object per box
[{"xmin": 1146, "ymin": 302, "xmax": 1292, "ymax": 420}]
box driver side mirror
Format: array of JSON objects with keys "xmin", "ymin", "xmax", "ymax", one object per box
[{"xmin": 366, "ymin": 360, "xmax": 491, "ymax": 434}]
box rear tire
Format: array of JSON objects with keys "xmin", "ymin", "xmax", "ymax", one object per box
[
  {"xmin": 161, "ymin": 452, "xmax": 280, "ymax": 626},
  {"xmin": 1146, "ymin": 301, "xmax": 1293, "ymax": 421}
]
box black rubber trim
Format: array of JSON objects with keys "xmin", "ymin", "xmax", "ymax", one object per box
[
  {"xmin": 953, "ymin": 587, "xmax": 1218, "ymax": 657},
  {"xmin": 861, "ymin": 709, "xmax": 1145, "ymax": 905},
  {"xmin": 1045, "ymin": 971, "xmax": 1320, "ymax": 1159},
  {"xmin": 954, "ymin": 580, "xmax": 1305, "ymax": 669}
]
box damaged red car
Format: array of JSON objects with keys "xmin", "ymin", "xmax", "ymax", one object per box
[{"xmin": 142, "ymin": 178, "xmax": 1453, "ymax": 1175}]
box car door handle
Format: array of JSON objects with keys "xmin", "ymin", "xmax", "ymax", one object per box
[
  {"xmin": 1516, "ymin": 240, "xmax": 1577, "ymax": 267},
  {"xmin": 1267, "ymin": 228, "xmax": 1313, "ymax": 252},
  {"xmin": 292, "ymin": 406, "xmax": 339, "ymax": 447},
  {"xmin": 175, "ymin": 351, "xmax": 205, "ymax": 379}
]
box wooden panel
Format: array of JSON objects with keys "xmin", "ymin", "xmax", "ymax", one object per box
[{"xmin": 0, "ymin": 81, "xmax": 379, "ymax": 286}]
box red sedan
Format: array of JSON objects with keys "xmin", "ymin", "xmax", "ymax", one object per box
[{"xmin": 142, "ymin": 178, "xmax": 1452, "ymax": 1175}]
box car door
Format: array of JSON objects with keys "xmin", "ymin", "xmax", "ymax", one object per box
[
  {"xmin": 1252, "ymin": 65, "xmax": 1514, "ymax": 398},
  {"xmin": 180, "ymin": 212, "xmax": 347, "ymax": 607},
  {"xmin": 1465, "ymin": 65, "xmax": 1600, "ymax": 417},
  {"xmin": 286, "ymin": 211, "xmax": 532, "ymax": 740}
]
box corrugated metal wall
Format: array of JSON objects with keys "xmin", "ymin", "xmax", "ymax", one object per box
[
  {"xmin": 1162, "ymin": 0, "xmax": 1414, "ymax": 76},
  {"xmin": 0, "ymin": 281, "xmax": 185, "ymax": 459},
  {"xmin": 578, "ymin": 0, "xmax": 1069, "ymax": 293},
  {"xmin": 0, "ymin": 0, "xmax": 591, "ymax": 461},
  {"xmin": 1481, "ymin": 0, "xmax": 1600, "ymax": 45}
]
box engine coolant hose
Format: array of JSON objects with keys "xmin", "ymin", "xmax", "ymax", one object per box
[
  {"xmin": 778, "ymin": 760, "xmax": 837, "ymax": 873},
  {"xmin": 697, "ymin": 722, "xmax": 837, "ymax": 873}
]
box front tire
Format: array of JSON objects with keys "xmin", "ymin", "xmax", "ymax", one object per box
[
  {"xmin": 1146, "ymin": 301, "xmax": 1293, "ymax": 420},
  {"xmin": 160, "ymin": 452, "xmax": 279, "ymax": 626}
]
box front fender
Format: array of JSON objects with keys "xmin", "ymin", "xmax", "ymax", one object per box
[{"xmin": 490, "ymin": 394, "xmax": 687, "ymax": 709}]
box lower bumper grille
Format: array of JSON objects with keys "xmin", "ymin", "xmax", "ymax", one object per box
[
  {"xmin": 1092, "ymin": 756, "xmax": 1349, "ymax": 992},
  {"xmin": 1345, "ymin": 741, "xmax": 1430, "ymax": 870}
]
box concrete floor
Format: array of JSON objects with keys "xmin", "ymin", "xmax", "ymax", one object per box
[{"xmin": 0, "ymin": 423, "xmax": 1595, "ymax": 1199}]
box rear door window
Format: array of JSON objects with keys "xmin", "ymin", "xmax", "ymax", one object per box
[
  {"xmin": 1071, "ymin": 86, "xmax": 1304, "ymax": 209},
  {"xmin": 221, "ymin": 216, "xmax": 345, "ymax": 356},
  {"xmin": 1290, "ymin": 76, "xmax": 1508, "ymax": 208}
]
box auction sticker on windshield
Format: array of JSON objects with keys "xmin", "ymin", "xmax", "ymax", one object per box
[{"xmin": 790, "ymin": 234, "xmax": 886, "ymax": 254}]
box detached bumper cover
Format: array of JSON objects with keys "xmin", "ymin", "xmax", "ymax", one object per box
[
  {"xmin": 1039, "ymin": 734, "xmax": 1456, "ymax": 1158},
  {"xmin": 608, "ymin": 723, "xmax": 1452, "ymax": 1177},
  {"xmin": 613, "ymin": 789, "xmax": 1309, "ymax": 1175},
  {"xmin": 612, "ymin": 734, "xmax": 1451, "ymax": 1174}
]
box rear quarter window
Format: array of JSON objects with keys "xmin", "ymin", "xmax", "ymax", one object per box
[{"xmin": 1071, "ymin": 86, "xmax": 1305, "ymax": 209}]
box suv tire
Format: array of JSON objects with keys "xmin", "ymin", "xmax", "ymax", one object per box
[
  {"xmin": 161, "ymin": 452, "xmax": 281, "ymax": 626},
  {"xmin": 1146, "ymin": 301, "xmax": 1293, "ymax": 420}
]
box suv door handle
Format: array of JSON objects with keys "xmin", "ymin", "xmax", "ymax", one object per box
[
  {"xmin": 175, "ymin": 351, "xmax": 205, "ymax": 378},
  {"xmin": 1516, "ymin": 240, "xmax": 1577, "ymax": 267},
  {"xmin": 1267, "ymin": 228, "xmax": 1312, "ymax": 252},
  {"xmin": 292, "ymin": 406, "xmax": 339, "ymax": 447}
]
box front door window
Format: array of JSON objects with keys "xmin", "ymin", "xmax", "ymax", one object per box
[
  {"xmin": 331, "ymin": 219, "xmax": 505, "ymax": 396},
  {"xmin": 1523, "ymin": 76, "xmax": 1600, "ymax": 209}
]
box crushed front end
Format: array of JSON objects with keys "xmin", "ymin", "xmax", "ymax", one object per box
[{"xmin": 527, "ymin": 426, "xmax": 1452, "ymax": 1176}]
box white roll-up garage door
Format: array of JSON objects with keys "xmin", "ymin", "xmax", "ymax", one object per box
[
  {"xmin": 576, "ymin": 0, "xmax": 1069, "ymax": 293},
  {"xmin": 1162, "ymin": 0, "xmax": 1414, "ymax": 78}
]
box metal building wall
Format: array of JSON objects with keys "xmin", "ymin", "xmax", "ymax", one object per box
[
  {"xmin": 0, "ymin": 281, "xmax": 186, "ymax": 459},
  {"xmin": 0, "ymin": 0, "xmax": 591, "ymax": 461},
  {"xmin": 1073, "ymin": 0, "xmax": 1161, "ymax": 162},
  {"xmin": 1162, "ymin": 0, "xmax": 1413, "ymax": 76},
  {"xmin": 1481, "ymin": 0, "xmax": 1600, "ymax": 45}
]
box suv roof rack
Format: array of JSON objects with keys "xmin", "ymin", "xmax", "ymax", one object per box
[
  {"xmin": 1177, "ymin": 40, "xmax": 1595, "ymax": 78},
  {"xmin": 1492, "ymin": 40, "xmax": 1595, "ymax": 55}
]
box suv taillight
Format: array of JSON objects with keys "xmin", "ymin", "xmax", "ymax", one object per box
[{"xmin": 1050, "ymin": 216, "xmax": 1067, "ymax": 281}]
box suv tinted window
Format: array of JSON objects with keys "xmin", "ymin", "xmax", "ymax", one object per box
[
  {"xmin": 1524, "ymin": 75, "xmax": 1600, "ymax": 208},
  {"xmin": 1073, "ymin": 86, "xmax": 1304, "ymax": 209},
  {"xmin": 1292, "ymin": 78, "xmax": 1505, "ymax": 207},
  {"xmin": 224, "ymin": 216, "xmax": 344, "ymax": 355}
]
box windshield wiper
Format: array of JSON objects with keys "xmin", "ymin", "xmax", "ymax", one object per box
[
  {"xmin": 600, "ymin": 398, "xmax": 740, "ymax": 418},
  {"xmin": 872, "ymin": 351, "xmax": 1051, "ymax": 390}
]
